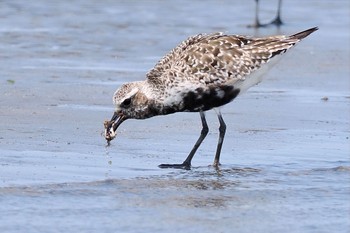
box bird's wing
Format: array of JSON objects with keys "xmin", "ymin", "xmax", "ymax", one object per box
[{"xmin": 146, "ymin": 30, "xmax": 313, "ymax": 89}]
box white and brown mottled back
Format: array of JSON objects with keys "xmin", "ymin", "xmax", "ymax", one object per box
[{"xmin": 147, "ymin": 28, "xmax": 316, "ymax": 89}]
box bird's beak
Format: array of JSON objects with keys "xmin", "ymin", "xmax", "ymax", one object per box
[{"xmin": 104, "ymin": 111, "xmax": 127, "ymax": 142}]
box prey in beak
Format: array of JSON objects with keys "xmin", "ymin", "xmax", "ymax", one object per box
[{"xmin": 104, "ymin": 111, "xmax": 127, "ymax": 143}]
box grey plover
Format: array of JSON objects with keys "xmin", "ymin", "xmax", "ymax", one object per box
[{"xmin": 104, "ymin": 27, "xmax": 318, "ymax": 169}]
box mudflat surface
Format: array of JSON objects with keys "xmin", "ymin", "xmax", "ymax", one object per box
[{"xmin": 1, "ymin": 1, "xmax": 349, "ymax": 232}]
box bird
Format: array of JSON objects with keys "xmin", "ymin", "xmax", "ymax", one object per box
[
  {"xmin": 104, "ymin": 27, "xmax": 318, "ymax": 169},
  {"xmin": 249, "ymin": 0, "xmax": 284, "ymax": 28}
]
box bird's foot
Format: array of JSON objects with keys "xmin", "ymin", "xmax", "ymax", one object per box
[
  {"xmin": 247, "ymin": 22, "xmax": 268, "ymax": 28},
  {"xmin": 247, "ymin": 18, "xmax": 283, "ymax": 28},
  {"xmin": 212, "ymin": 161, "xmax": 221, "ymax": 170},
  {"xmin": 269, "ymin": 17, "xmax": 283, "ymax": 26},
  {"xmin": 158, "ymin": 161, "xmax": 191, "ymax": 170}
]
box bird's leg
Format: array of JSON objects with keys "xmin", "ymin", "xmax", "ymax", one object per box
[
  {"xmin": 213, "ymin": 111, "xmax": 226, "ymax": 168},
  {"xmin": 159, "ymin": 111, "xmax": 209, "ymax": 169},
  {"xmin": 248, "ymin": 0, "xmax": 265, "ymax": 28},
  {"xmin": 269, "ymin": 0, "xmax": 283, "ymax": 26},
  {"xmin": 254, "ymin": 0, "xmax": 262, "ymax": 27},
  {"xmin": 248, "ymin": 0, "xmax": 283, "ymax": 28}
]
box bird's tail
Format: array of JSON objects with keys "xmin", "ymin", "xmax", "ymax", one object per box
[
  {"xmin": 233, "ymin": 27, "xmax": 318, "ymax": 94},
  {"xmin": 290, "ymin": 27, "xmax": 319, "ymax": 40}
]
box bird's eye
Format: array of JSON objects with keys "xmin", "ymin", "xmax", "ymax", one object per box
[{"xmin": 121, "ymin": 98, "xmax": 131, "ymax": 107}]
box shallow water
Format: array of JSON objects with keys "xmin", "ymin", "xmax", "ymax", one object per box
[{"xmin": 1, "ymin": 0, "xmax": 349, "ymax": 232}]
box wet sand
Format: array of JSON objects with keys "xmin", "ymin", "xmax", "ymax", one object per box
[{"xmin": 1, "ymin": 1, "xmax": 349, "ymax": 232}]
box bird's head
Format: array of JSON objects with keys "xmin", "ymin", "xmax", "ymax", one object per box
[{"xmin": 104, "ymin": 81, "xmax": 152, "ymax": 142}]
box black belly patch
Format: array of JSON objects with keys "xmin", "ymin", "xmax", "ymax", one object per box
[{"xmin": 182, "ymin": 85, "xmax": 240, "ymax": 111}]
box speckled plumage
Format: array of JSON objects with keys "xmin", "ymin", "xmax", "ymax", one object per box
[{"xmin": 105, "ymin": 27, "xmax": 318, "ymax": 168}]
